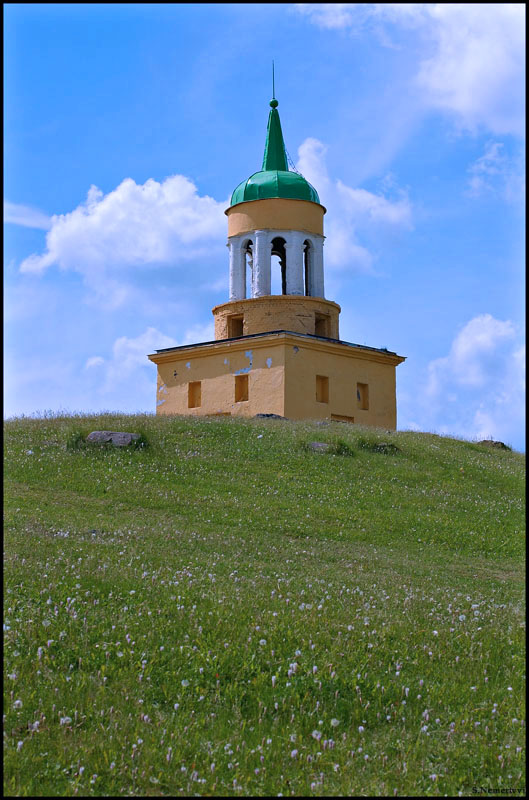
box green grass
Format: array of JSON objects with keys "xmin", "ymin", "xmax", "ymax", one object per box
[{"xmin": 3, "ymin": 413, "xmax": 525, "ymax": 796}]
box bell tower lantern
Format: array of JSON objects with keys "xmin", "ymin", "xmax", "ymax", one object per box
[{"xmin": 212, "ymin": 96, "xmax": 341, "ymax": 341}]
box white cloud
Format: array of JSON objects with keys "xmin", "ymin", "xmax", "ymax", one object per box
[
  {"xmin": 295, "ymin": 3, "xmax": 360, "ymax": 29},
  {"xmin": 11, "ymin": 139, "xmax": 404, "ymax": 310},
  {"xmin": 466, "ymin": 141, "xmax": 507, "ymax": 196},
  {"xmin": 297, "ymin": 137, "xmax": 412, "ymax": 274},
  {"xmin": 5, "ymin": 324, "xmax": 217, "ymax": 419},
  {"xmin": 180, "ymin": 322, "xmax": 216, "ymax": 345},
  {"xmin": 87, "ymin": 323, "xmax": 214, "ymax": 399},
  {"xmin": 84, "ymin": 356, "xmax": 105, "ymax": 369},
  {"xmin": 426, "ymin": 314, "xmax": 516, "ymax": 392},
  {"xmin": 98, "ymin": 327, "xmax": 179, "ymax": 392},
  {"xmin": 4, "ymin": 201, "xmax": 52, "ymax": 230},
  {"xmin": 416, "ymin": 4, "xmax": 525, "ymax": 136},
  {"xmin": 296, "ymin": 3, "xmax": 526, "ymax": 137},
  {"xmin": 19, "ymin": 175, "xmax": 228, "ymax": 305},
  {"xmin": 403, "ymin": 314, "xmax": 525, "ymax": 449},
  {"xmin": 465, "ymin": 141, "xmax": 525, "ymax": 202}
]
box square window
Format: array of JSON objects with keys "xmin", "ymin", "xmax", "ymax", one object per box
[
  {"xmin": 316, "ymin": 375, "xmax": 329, "ymax": 404},
  {"xmin": 188, "ymin": 381, "xmax": 201, "ymax": 408},
  {"xmin": 228, "ymin": 315, "xmax": 244, "ymax": 338},
  {"xmin": 235, "ymin": 374, "xmax": 249, "ymax": 402},
  {"xmin": 357, "ymin": 382, "xmax": 369, "ymax": 410},
  {"xmin": 331, "ymin": 414, "xmax": 355, "ymax": 423},
  {"xmin": 315, "ymin": 314, "xmax": 329, "ymax": 337}
]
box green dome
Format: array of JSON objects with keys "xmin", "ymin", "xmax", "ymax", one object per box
[
  {"xmin": 231, "ymin": 169, "xmax": 320, "ymax": 206},
  {"xmin": 230, "ymin": 98, "xmax": 320, "ymax": 207}
]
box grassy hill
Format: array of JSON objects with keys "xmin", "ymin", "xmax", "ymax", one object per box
[{"xmin": 4, "ymin": 413, "xmax": 525, "ymax": 796}]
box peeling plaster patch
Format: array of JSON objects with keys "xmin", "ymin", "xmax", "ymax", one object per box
[
  {"xmin": 156, "ymin": 398, "xmax": 167, "ymax": 407},
  {"xmin": 173, "ymin": 371, "xmax": 178, "ymax": 377},
  {"xmin": 235, "ymin": 349, "xmax": 253, "ymax": 375},
  {"xmin": 266, "ymin": 357, "xmax": 273, "ymax": 368},
  {"xmin": 158, "ymin": 383, "xmax": 168, "ymax": 394},
  {"xmin": 293, "ymin": 346, "xmax": 299, "ymax": 354},
  {"xmin": 224, "ymin": 358, "xmax": 229, "ymax": 365},
  {"xmin": 186, "ymin": 362, "xmax": 191, "ymax": 369}
]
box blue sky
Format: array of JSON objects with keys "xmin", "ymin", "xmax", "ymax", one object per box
[{"xmin": 4, "ymin": 3, "xmax": 525, "ymax": 450}]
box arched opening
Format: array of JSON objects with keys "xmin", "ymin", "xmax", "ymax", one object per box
[
  {"xmin": 244, "ymin": 239, "xmax": 253, "ymax": 298},
  {"xmin": 303, "ymin": 239, "xmax": 312, "ymax": 296},
  {"xmin": 271, "ymin": 237, "xmax": 287, "ymax": 295}
]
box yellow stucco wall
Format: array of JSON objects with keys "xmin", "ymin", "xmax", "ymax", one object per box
[
  {"xmin": 212, "ymin": 296, "xmax": 341, "ymax": 340},
  {"xmin": 226, "ymin": 198, "xmax": 325, "ymax": 238},
  {"xmin": 148, "ymin": 333, "xmax": 404, "ymax": 429},
  {"xmin": 283, "ymin": 339, "xmax": 399, "ymax": 427},
  {"xmin": 151, "ymin": 338, "xmax": 287, "ymax": 418}
]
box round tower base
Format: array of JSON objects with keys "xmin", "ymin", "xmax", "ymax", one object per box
[{"xmin": 212, "ymin": 295, "xmax": 341, "ymax": 341}]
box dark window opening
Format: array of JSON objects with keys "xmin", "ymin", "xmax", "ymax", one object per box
[
  {"xmin": 304, "ymin": 240, "xmax": 312, "ymax": 296},
  {"xmin": 315, "ymin": 314, "xmax": 329, "ymax": 337},
  {"xmin": 316, "ymin": 375, "xmax": 329, "ymax": 404},
  {"xmin": 357, "ymin": 382, "xmax": 369, "ymax": 410},
  {"xmin": 228, "ymin": 315, "xmax": 244, "ymax": 338},
  {"xmin": 271, "ymin": 237, "xmax": 287, "ymax": 295},
  {"xmin": 188, "ymin": 381, "xmax": 201, "ymax": 408},
  {"xmin": 331, "ymin": 414, "xmax": 355, "ymax": 423},
  {"xmin": 235, "ymin": 374, "xmax": 249, "ymax": 402},
  {"xmin": 244, "ymin": 241, "xmax": 253, "ymax": 298}
]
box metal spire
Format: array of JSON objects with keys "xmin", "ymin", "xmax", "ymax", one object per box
[{"xmin": 262, "ymin": 84, "xmax": 288, "ymax": 171}]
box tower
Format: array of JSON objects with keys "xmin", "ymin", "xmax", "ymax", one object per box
[
  {"xmin": 148, "ymin": 96, "xmax": 405, "ymax": 426},
  {"xmin": 213, "ymin": 95, "xmax": 340, "ymax": 342}
]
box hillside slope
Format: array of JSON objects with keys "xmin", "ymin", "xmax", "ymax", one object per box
[{"xmin": 4, "ymin": 414, "xmax": 525, "ymax": 796}]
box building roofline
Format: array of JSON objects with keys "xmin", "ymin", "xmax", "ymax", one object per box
[{"xmin": 149, "ymin": 329, "xmax": 405, "ymax": 363}]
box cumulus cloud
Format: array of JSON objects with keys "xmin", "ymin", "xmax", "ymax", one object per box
[
  {"xmin": 425, "ymin": 315, "xmax": 517, "ymax": 392},
  {"xmin": 296, "ymin": 3, "xmax": 525, "ymax": 137},
  {"xmin": 4, "ymin": 201, "xmax": 52, "ymax": 230},
  {"xmin": 416, "ymin": 4, "xmax": 525, "ymax": 136},
  {"xmin": 6, "ymin": 323, "xmax": 218, "ymax": 419},
  {"xmin": 19, "ymin": 175, "xmax": 228, "ymax": 304},
  {"xmin": 404, "ymin": 314, "xmax": 525, "ymax": 448},
  {"xmin": 86, "ymin": 323, "xmax": 214, "ymax": 398},
  {"xmin": 86, "ymin": 327, "xmax": 178, "ymax": 393},
  {"xmin": 297, "ymin": 137, "xmax": 412, "ymax": 273}
]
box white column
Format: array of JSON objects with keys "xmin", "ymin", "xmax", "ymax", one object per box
[
  {"xmin": 310, "ymin": 237, "xmax": 325, "ymax": 298},
  {"xmin": 253, "ymin": 230, "xmax": 271, "ymax": 297},
  {"xmin": 284, "ymin": 232, "xmax": 304, "ymax": 295},
  {"xmin": 228, "ymin": 238, "xmax": 246, "ymax": 300}
]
